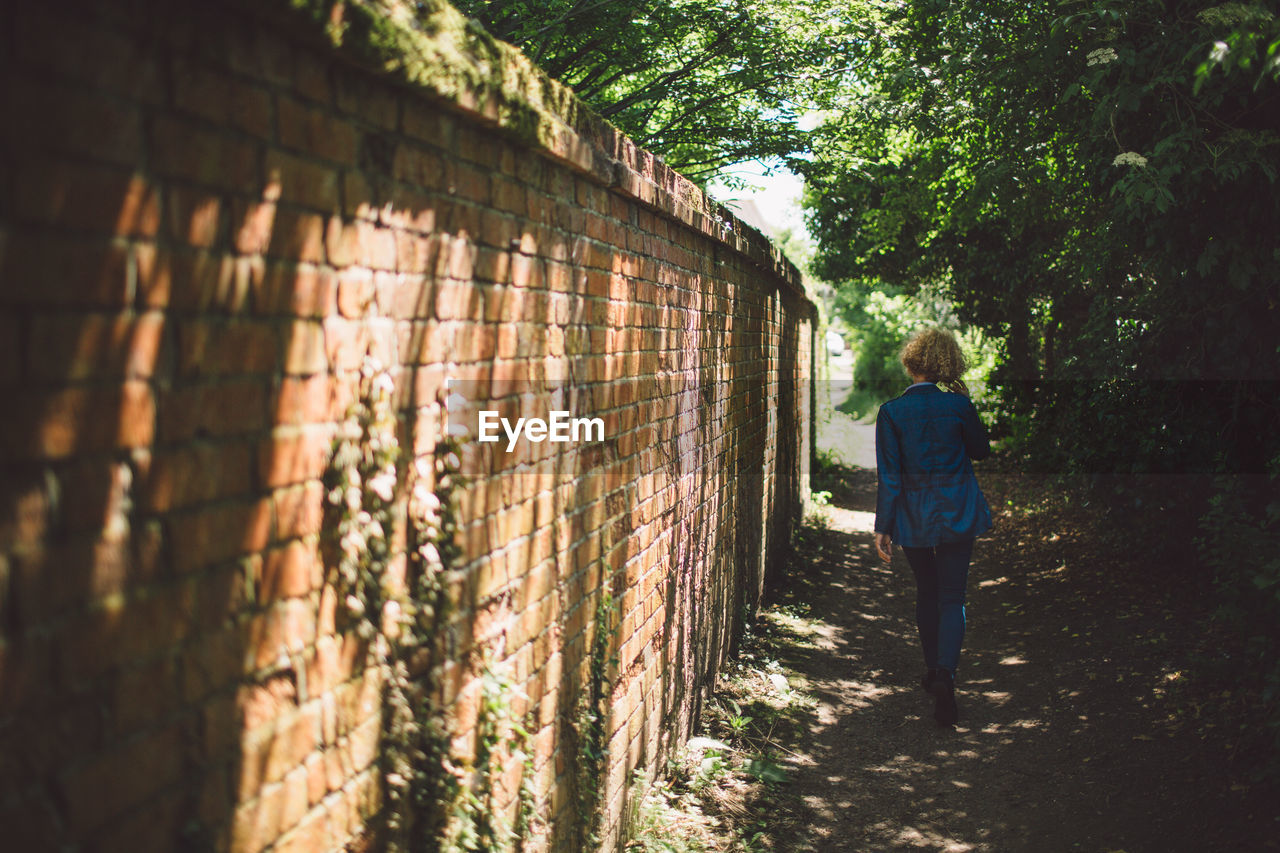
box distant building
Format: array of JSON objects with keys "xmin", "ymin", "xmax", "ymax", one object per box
[{"xmin": 721, "ymin": 198, "xmax": 781, "ymax": 241}]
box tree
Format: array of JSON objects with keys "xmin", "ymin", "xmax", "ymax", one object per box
[
  {"xmin": 450, "ymin": 0, "xmax": 869, "ymax": 181},
  {"xmin": 799, "ymin": 0, "xmax": 1280, "ymax": 773},
  {"xmin": 799, "ymin": 0, "xmax": 1280, "ymax": 477}
]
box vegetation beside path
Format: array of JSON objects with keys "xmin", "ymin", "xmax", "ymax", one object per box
[{"xmin": 627, "ymin": 452, "xmax": 1279, "ymax": 851}]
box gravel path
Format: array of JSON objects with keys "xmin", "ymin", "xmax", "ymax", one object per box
[{"xmin": 765, "ymin": 459, "xmax": 1277, "ymax": 852}]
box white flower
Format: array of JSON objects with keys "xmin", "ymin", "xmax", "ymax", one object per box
[
  {"xmin": 344, "ymin": 486, "xmax": 363, "ymax": 510},
  {"xmin": 1209, "ymin": 40, "xmax": 1230, "ymax": 64},
  {"xmin": 373, "ymin": 371, "xmax": 395, "ymax": 396},
  {"xmin": 1112, "ymin": 151, "xmax": 1148, "ymax": 167},
  {"xmin": 1086, "ymin": 47, "xmax": 1118, "ymax": 66},
  {"xmin": 340, "ymin": 529, "xmax": 366, "ymax": 558},
  {"xmin": 345, "ymin": 594, "xmax": 366, "ymax": 616},
  {"xmin": 383, "ymin": 600, "xmax": 402, "ymax": 636},
  {"xmin": 369, "ymin": 467, "xmax": 397, "ymax": 502}
]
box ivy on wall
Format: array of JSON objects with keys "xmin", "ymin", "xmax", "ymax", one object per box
[{"xmin": 324, "ymin": 356, "xmax": 538, "ymax": 851}]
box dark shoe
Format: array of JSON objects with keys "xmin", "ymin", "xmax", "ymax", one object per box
[
  {"xmin": 921, "ymin": 667, "xmax": 938, "ymax": 692},
  {"xmin": 931, "ymin": 669, "xmax": 958, "ymax": 726}
]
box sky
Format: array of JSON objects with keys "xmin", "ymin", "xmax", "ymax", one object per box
[{"xmin": 707, "ymin": 158, "xmax": 810, "ymax": 240}]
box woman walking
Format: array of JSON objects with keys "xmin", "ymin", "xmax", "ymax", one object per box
[{"xmin": 873, "ymin": 328, "xmax": 992, "ymax": 726}]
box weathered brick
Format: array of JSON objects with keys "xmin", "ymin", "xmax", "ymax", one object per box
[
  {"xmin": 5, "ymin": 78, "xmax": 143, "ymax": 165},
  {"xmin": 14, "ymin": 156, "xmax": 159, "ymax": 237},
  {"xmin": 260, "ymin": 538, "xmax": 318, "ymax": 601},
  {"xmin": 167, "ymin": 249, "xmax": 258, "ymax": 313},
  {"xmin": 395, "ymin": 232, "xmax": 436, "ymax": 278},
  {"xmin": 258, "ymin": 425, "xmax": 334, "ymax": 489},
  {"xmin": 342, "ymin": 171, "xmax": 376, "ymax": 220},
  {"xmin": 267, "ymin": 207, "xmax": 327, "ymax": 264},
  {"xmin": 347, "ymin": 713, "xmax": 381, "ymax": 774},
  {"xmin": 266, "ymin": 150, "xmax": 340, "ymax": 213},
  {"xmin": 334, "ymin": 223, "xmax": 398, "ymax": 272},
  {"xmin": 273, "ymin": 804, "xmax": 327, "ymax": 850},
  {"xmin": 383, "ymin": 185, "xmax": 441, "ymax": 234},
  {"xmin": 7, "ymin": 538, "xmax": 132, "ymax": 631},
  {"xmin": 273, "ymin": 480, "xmax": 326, "ymax": 540},
  {"xmin": 241, "ymin": 673, "xmax": 299, "ymax": 734},
  {"xmin": 449, "ymin": 162, "xmax": 490, "ymax": 203},
  {"xmin": 60, "ymin": 725, "xmax": 184, "ymax": 837},
  {"xmin": 280, "ymin": 764, "xmax": 312, "ymax": 836},
  {"xmin": 243, "ymin": 599, "xmax": 317, "ymax": 674},
  {"xmin": 254, "ymin": 262, "xmax": 336, "ymax": 318},
  {"xmin": 44, "ymin": 459, "xmax": 128, "ymax": 538},
  {"xmin": 322, "ymin": 316, "xmax": 368, "ymax": 374},
  {"xmin": 235, "ymin": 197, "xmax": 278, "ymax": 256},
  {"xmin": 168, "ymin": 185, "xmax": 225, "ymax": 248},
  {"xmin": 151, "ymin": 116, "xmax": 261, "ymax": 193},
  {"xmin": 226, "ymin": 21, "xmax": 295, "ymax": 86},
  {"xmin": 0, "ymin": 229, "xmax": 130, "ymax": 309},
  {"xmin": 112, "ymin": 655, "xmax": 182, "ymax": 735},
  {"xmin": 305, "ymin": 634, "xmax": 358, "ymax": 703},
  {"xmin": 304, "ymin": 752, "xmax": 328, "ymax": 806},
  {"xmin": 28, "ymin": 311, "xmax": 166, "ymax": 382},
  {"xmin": 293, "ymin": 49, "xmax": 331, "ymax": 103},
  {"xmin": 193, "ymin": 560, "xmax": 252, "ymax": 634},
  {"xmin": 334, "ymin": 72, "xmax": 397, "ymax": 130},
  {"xmin": 178, "ymin": 318, "xmax": 281, "ymax": 378},
  {"xmin": 167, "ymin": 498, "xmax": 273, "ymax": 574},
  {"xmin": 283, "ymin": 320, "xmax": 328, "ymax": 375},
  {"xmin": 230, "ymin": 778, "xmax": 288, "ymax": 853},
  {"xmin": 322, "ymin": 217, "xmax": 357, "ymax": 270},
  {"xmin": 184, "ymin": 630, "xmax": 244, "ymax": 704},
  {"xmin": 13, "ymin": 7, "xmax": 163, "ymax": 102},
  {"xmin": 173, "ymin": 58, "xmax": 274, "ymax": 138},
  {"xmin": 492, "ymin": 176, "xmax": 527, "ymax": 216},
  {"xmin": 140, "ymin": 441, "xmax": 254, "ymax": 512},
  {"xmin": 402, "ymin": 97, "xmax": 456, "ymax": 148},
  {"xmin": 1, "ymin": 382, "xmax": 154, "ymax": 461},
  {"xmin": 158, "ymin": 379, "xmax": 268, "ymax": 442},
  {"xmin": 90, "ymin": 787, "xmax": 185, "ymax": 853},
  {"xmin": 392, "ymin": 143, "xmax": 444, "ymax": 189},
  {"xmin": 334, "ymin": 266, "xmax": 374, "ymax": 317},
  {"xmin": 272, "ymin": 374, "xmax": 336, "ymax": 426}
]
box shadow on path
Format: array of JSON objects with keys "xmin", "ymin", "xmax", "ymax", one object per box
[{"xmin": 763, "ymin": 461, "xmax": 1277, "ymax": 852}]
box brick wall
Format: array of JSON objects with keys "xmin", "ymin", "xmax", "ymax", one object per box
[{"xmin": 0, "ymin": 1, "xmax": 815, "ymax": 850}]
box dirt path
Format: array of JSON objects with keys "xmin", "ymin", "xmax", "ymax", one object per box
[{"xmin": 761, "ymin": 459, "xmax": 1278, "ymax": 852}]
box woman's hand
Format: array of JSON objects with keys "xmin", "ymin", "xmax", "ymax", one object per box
[{"xmin": 875, "ymin": 532, "xmax": 893, "ymax": 563}]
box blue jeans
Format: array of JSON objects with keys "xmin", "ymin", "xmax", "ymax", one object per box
[{"xmin": 902, "ymin": 538, "xmax": 974, "ymax": 677}]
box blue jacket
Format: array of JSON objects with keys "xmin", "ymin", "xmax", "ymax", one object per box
[{"xmin": 875, "ymin": 384, "xmax": 993, "ymax": 547}]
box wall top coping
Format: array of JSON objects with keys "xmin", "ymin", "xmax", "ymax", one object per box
[{"xmin": 253, "ymin": 0, "xmax": 811, "ymax": 305}]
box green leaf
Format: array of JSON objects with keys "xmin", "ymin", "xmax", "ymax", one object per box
[{"xmin": 744, "ymin": 757, "xmax": 789, "ymax": 784}]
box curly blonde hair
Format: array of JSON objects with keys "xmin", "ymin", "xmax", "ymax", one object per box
[{"xmin": 900, "ymin": 328, "xmax": 970, "ymax": 395}]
